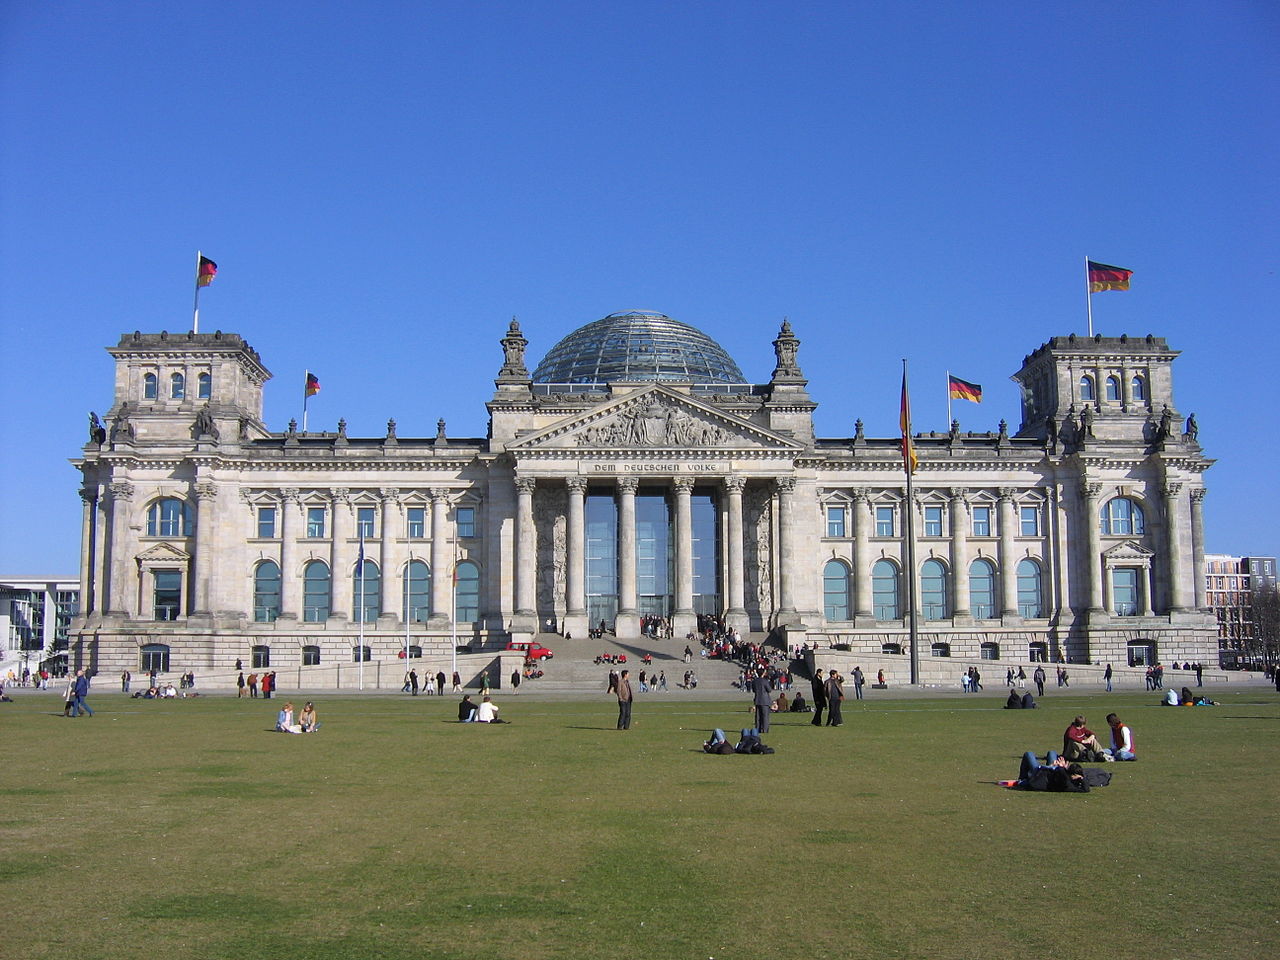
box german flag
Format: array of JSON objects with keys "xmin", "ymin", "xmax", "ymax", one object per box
[
  {"xmin": 948, "ymin": 375, "xmax": 983, "ymax": 403},
  {"xmin": 1087, "ymin": 260, "xmax": 1133, "ymax": 293},
  {"xmin": 900, "ymin": 369, "xmax": 917, "ymax": 474},
  {"xmin": 304, "ymin": 371, "xmax": 321, "ymax": 397},
  {"xmin": 196, "ymin": 255, "xmax": 218, "ymax": 287}
]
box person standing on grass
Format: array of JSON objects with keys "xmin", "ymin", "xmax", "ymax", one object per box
[
  {"xmin": 121, "ymin": 670, "xmax": 131, "ymax": 693},
  {"xmin": 615, "ymin": 669, "xmax": 633, "ymax": 730},
  {"xmin": 1033, "ymin": 665, "xmax": 1046, "ymax": 698},
  {"xmin": 237, "ymin": 672, "xmax": 246, "ymax": 697},
  {"xmin": 825, "ymin": 670, "xmax": 844, "ymax": 727},
  {"xmin": 1104, "ymin": 663, "xmax": 1113, "ymax": 692},
  {"xmin": 437, "ymin": 671, "xmax": 447, "ymax": 695},
  {"xmin": 810, "ymin": 668, "xmax": 827, "ymax": 727},
  {"xmin": 750, "ymin": 669, "xmax": 772, "ymax": 733},
  {"xmin": 511, "ymin": 670, "xmax": 520, "ymax": 694},
  {"xmin": 248, "ymin": 672, "xmax": 259, "ymax": 698},
  {"xmin": 852, "ymin": 665, "xmax": 865, "ymax": 701}
]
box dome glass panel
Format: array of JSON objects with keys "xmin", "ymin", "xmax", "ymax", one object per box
[{"xmin": 532, "ymin": 311, "xmax": 745, "ymax": 386}]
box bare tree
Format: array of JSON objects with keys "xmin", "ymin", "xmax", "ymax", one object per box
[{"xmin": 1251, "ymin": 582, "xmax": 1280, "ymax": 671}]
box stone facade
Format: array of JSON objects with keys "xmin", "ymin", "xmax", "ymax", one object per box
[{"xmin": 70, "ymin": 321, "xmax": 1217, "ymax": 678}]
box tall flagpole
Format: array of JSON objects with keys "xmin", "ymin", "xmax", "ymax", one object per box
[
  {"xmin": 192, "ymin": 250, "xmax": 203, "ymax": 334},
  {"xmin": 302, "ymin": 371, "xmax": 310, "ymax": 433},
  {"xmin": 1085, "ymin": 256, "xmax": 1094, "ymax": 337},
  {"xmin": 902, "ymin": 359, "xmax": 920, "ymax": 687},
  {"xmin": 946, "ymin": 369, "xmax": 952, "ymax": 428},
  {"xmin": 357, "ymin": 529, "xmax": 366, "ymax": 691}
]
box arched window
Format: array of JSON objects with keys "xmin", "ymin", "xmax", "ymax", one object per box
[
  {"xmin": 403, "ymin": 559, "xmax": 432, "ymax": 622},
  {"xmin": 1017, "ymin": 558, "xmax": 1044, "ymax": 617},
  {"xmin": 969, "ymin": 558, "xmax": 996, "ymax": 619},
  {"xmin": 251, "ymin": 644, "xmax": 270, "ymax": 668},
  {"xmin": 353, "ymin": 559, "xmax": 381, "ymax": 623},
  {"xmin": 1080, "ymin": 375, "xmax": 1095, "ymax": 401},
  {"xmin": 170, "ymin": 372, "xmax": 185, "ymax": 399},
  {"xmin": 930, "ymin": 641, "xmax": 951, "ymax": 657},
  {"xmin": 872, "ymin": 560, "xmax": 901, "ymax": 620},
  {"xmin": 140, "ymin": 643, "xmax": 170, "ymax": 673},
  {"xmin": 302, "ymin": 645, "xmax": 321, "ymax": 666},
  {"xmin": 921, "ymin": 559, "xmax": 949, "ymax": 620},
  {"xmin": 1105, "ymin": 375, "xmax": 1120, "ymax": 400},
  {"xmin": 147, "ymin": 498, "xmax": 193, "ymax": 537},
  {"xmin": 303, "ymin": 561, "xmax": 330, "ymax": 622},
  {"xmin": 197, "ymin": 371, "xmax": 212, "ymax": 399},
  {"xmin": 822, "ymin": 560, "xmax": 850, "ymax": 621},
  {"xmin": 1131, "ymin": 376, "xmax": 1146, "ymax": 401},
  {"xmin": 455, "ymin": 560, "xmax": 480, "ymax": 622},
  {"xmin": 143, "ymin": 372, "xmax": 158, "ymax": 399},
  {"xmin": 1100, "ymin": 497, "xmax": 1145, "ymax": 536},
  {"xmin": 253, "ymin": 561, "xmax": 281, "ymax": 622}
]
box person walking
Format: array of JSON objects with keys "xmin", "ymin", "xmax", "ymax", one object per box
[
  {"xmin": 1194, "ymin": 662, "xmax": 1203, "ymax": 687},
  {"xmin": 1104, "ymin": 663, "xmax": 1113, "ymax": 692},
  {"xmin": 824, "ymin": 670, "xmax": 844, "ymax": 727},
  {"xmin": 237, "ymin": 672, "xmax": 247, "ymax": 697},
  {"xmin": 71, "ymin": 669, "xmax": 94, "ymax": 717},
  {"xmin": 615, "ymin": 669, "xmax": 633, "ymax": 730},
  {"xmin": 451, "ymin": 671, "xmax": 461, "ymax": 693},
  {"xmin": 810, "ymin": 668, "xmax": 827, "ymax": 726}
]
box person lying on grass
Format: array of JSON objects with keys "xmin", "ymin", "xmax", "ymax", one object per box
[{"xmin": 1001, "ymin": 752, "xmax": 1111, "ymax": 792}]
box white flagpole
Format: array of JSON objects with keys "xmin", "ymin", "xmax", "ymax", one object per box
[
  {"xmin": 302, "ymin": 370, "xmax": 310, "ymax": 433},
  {"xmin": 358, "ymin": 529, "xmax": 366, "ymax": 691},
  {"xmin": 450, "ymin": 547, "xmax": 460, "ymax": 682},
  {"xmin": 1085, "ymin": 256, "xmax": 1094, "ymax": 337},
  {"xmin": 946, "ymin": 370, "xmax": 952, "ymax": 427},
  {"xmin": 405, "ymin": 552, "xmax": 413, "ymax": 669},
  {"xmin": 192, "ymin": 250, "xmax": 202, "ymax": 334}
]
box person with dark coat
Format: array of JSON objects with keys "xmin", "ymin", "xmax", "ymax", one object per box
[
  {"xmin": 1005, "ymin": 689, "xmax": 1023, "ymax": 709},
  {"xmin": 810, "ymin": 670, "xmax": 827, "ymax": 727},
  {"xmin": 824, "ymin": 670, "xmax": 844, "ymax": 727},
  {"xmin": 1033, "ymin": 665, "xmax": 1046, "ymax": 697},
  {"xmin": 436, "ymin": 671, "xmax": 446, "ymax": 696},
  {"xmin": 458, "ymin": 695, "xmax": 476, "ymax": 722},
  {"xmin": 750, "ymin": 670, "xmax": 772, "ymax": 733},
  {"xmin": 615, "ymin": 670, "xmax": 633, "ymax": 730}
]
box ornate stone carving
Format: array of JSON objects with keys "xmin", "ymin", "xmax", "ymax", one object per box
[
  {"xmin": 774, "ymin": 477, "xmax": 796, "ymax": 496},
  {"xmin": 673, "ymin": 477, "xmax": 695, "ymax": 495},
  {"xmin": 1189, "ymin": 488, "xmax": 1207, "ymax": 504},
  {"xmin": 771, "ymin": 319, "xmax": 802, "ymax": 379},
  {"xmin": 1081, "ymin": 482, "xmax": 1103, "ymax": 500},
  {"xmin": 330, "ymin": 487, "xmax": 351, "ymax": 506},
  {"xmin": 515, "ymin": 477, "xmax": 538, "ymax": 495},
  {"xmin": 574, "ymin": 399, "xmax": 731, "ymax": 448},
  {"xmin": 379, "ymin": 487, "xmax": 400, "ymax": 505},
  {"xmin": 565, "ymin": 476, "xmax": 588, "ymax": 494},
  {"xmin": 998, "ymin": 487, "xmax": 1017, "ymax": 503},
  {"xmin": 745, "ymin": 485, "xmax": 773, "ymax": 610},
  {"xmin": 1162, "ymin": 481, "xmax": 1183, "ymax": 499},
  {"xmin": 109, "ymin": 481, "xmax": 134, "ymax": 501},
  {"xmin": 535, "ymin": 484, "xmax": 567, "ymax": 614},
  {"xmin": 617, "ymin": 477, "xmax": 639, "ymax": 494},
  {"xmin": 948, "ymin": 486, "xmax": 969, "ymax": 503},
  {"xmin": 193, "ymin": 406, "xmax": 219, "ymax": 440},
  {"xmin": 499, "ymin": 318, "xmax": 530, "ymax": 378},
  {"xmin": 195, "ymin": 482, "xmax": 218, "ymax": 502},
  {"xmin": 281, "ymin": 487, "xmax": 300, "ymax": 504},
  {"xmin": 429, "ymin": 487, "xmax": 451, "ymax": 503},
  {"xmin": 723, "ymin": 476, "xmax": 746, "ymax": 494}
]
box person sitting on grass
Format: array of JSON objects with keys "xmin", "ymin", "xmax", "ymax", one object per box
[
  {"xmin": 299, "ymin": 701, "xmax": 319, "ymax": 733},
  {"xmin": 475, "ymin": 695, "xmax": 504, "ymax": 723},
  {"xmin": 1104, "ymin": 713, "xmax": 1136, "ymax": 760},
  {"xmin": 276, "ymin": 702, "xmax": 303, "ymax": 734},
  {"xmin": 774, "ymin": 692, "xmax": 789, "ymax": 712},
  {"xmin": 1005, "ymin": 690, "xmax": 1023, "ymax": 709},
  {"xmin": 1062, "ymin": 716, "xmax": 1105, "ymax": 761},
  {"xmin": 790, "ymin": 692, "xmax": 809, "ymax": 712},
  {"xmin": 458, "ymin": 694, "xmax": 477, "ymax": 722}
]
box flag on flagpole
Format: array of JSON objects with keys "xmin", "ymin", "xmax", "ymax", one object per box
[
  {"xmin": 196, "ymin": 255, "xmax": 218, "ymax": 287},
  {"xmin": 1087, "ymin": 260, "xmax": 1133, "ymax": 293},
  {"xmin": 355, "ymin": 531, "xmax": 365, "ymax": 577},
  {"xmin": 948, "ymin": 375, "xmax": 983, "ymax": 403},
  {"xmin": 305, "ymin": 371, "xmax": 321, "ymax": 397},
  {"xmin": 900, "ymin": 368, "xmax": 918, "ymax": 474}
]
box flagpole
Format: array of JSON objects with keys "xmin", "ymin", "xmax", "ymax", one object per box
[
  {"xmin": 1085, "ymin": 256, "xmax": 1094, "ymax": 337},
  {"xmin": 358, "ymin": 529, "xmax": 366, "ymax": 691},
  {"xmin": 302, "ymin": 370, "xmax": 310, "ymax": 433},
  {"xmin": 903, "ymin": 359, "xmax": 920, "ymax": 687},
  {"xmin": 192, "ymin": 250, "xmax": 202, "ymax": 334},
  {"xmin": 405, "ymin": 552, "xmax": 413, "ymax": 670},
  {"xmin": 946, "ymin": 369, "xmax": 952, "ymax": 427},
  {"xmin": 450, "ymin": 554, "xmax": 459, "ymax": 683}
]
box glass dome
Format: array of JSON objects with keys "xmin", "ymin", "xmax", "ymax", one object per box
[{"xmin": 531, "ymin": 311, "xmax": 746, "ymax": 386}]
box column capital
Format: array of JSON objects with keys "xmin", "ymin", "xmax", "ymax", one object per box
[
  {"xmin": 851, "ymin": 488, "xmax": 871, "ymax": 504},
  {"xmin": 79, "ymin": 486, "xmax": 97, "ymax": 505},
  {"xmin": 379, "ymin": 487, "xmax": 400, "ymax": 505},
  {"xmin": 195, "ymin": 482, "xmax": 218, "ymax": 502},
  {"xmin": 565, "ymin": 476, "xmax": 589, "ymax": 494},
  {"xmin": 617, "ymin": 477, "xmax": 639, "ymax": 494},
  {"xmin": 723, "ymin": 476, "xmax": 746, "ymax": 494},
  {"xmin": 997, "ymin": 487, "xmax": 1017, "ymax": 503},
  {"xmin": 673, "ymin": 477, "xmax": 695, "ymax": 494},
  {"xmin": 1189, "ymin": 487, "xmax": 1207, "ymax": 504},
  {"xmin": 329, "ymin": 487, "xmax": 351, "ymax": 506},
  {"xmin": 514, "ymin": 477, "xmax": 538, "ymax": 495},
  {"xmin": 429, "ymin": 487, "xmax": 451, "ymax": 503},
  {"xmin": 109, "ymin": 481, "xmax": 134, "ymax": 501},
  {"xmin": 774, "ymin": 477, "xmax": 796, "ymax": 495},
  {"xmin": 1081, "ymin": 481, "xmax": 1103, "ymax": 500},
  {"xmin": 1162, "ymin": 481, "xmax": 1183, "ymax": 498}
]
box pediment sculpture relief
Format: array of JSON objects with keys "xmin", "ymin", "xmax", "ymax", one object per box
[{"xmin": 572, "ymin": 400, "xmax": 734, "ymax": 449}]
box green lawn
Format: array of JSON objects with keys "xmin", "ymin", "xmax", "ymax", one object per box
[{"xmin": 2, "ymin": 688, "xmax": 1277, "ymax": 960}]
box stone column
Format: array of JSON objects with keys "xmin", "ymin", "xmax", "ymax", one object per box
[
  {"xmin": 106, "ymin": 481, "xmax": 134, "ymax": 616},
  {"xmin": 565, "ymin": 478, "xmax": 587, "ymax": 629},
  {"xmin": 1163, "ymin": 481, "xmax": 1188, "ymax": 613},
  {"xmin": 191, "ymin": 481, "xmax": 218, "ymax": 615},
  {"xmin": 1190, "ymin": 488, "xmax": 1207, "ymax": 609},
  {"xmin": 378, "ymin": 489, "xmax": 398, "ymax": 621},
  {"xmin": 997, "ymin": 488, "xmax": 1019, "ymax": 618},
  {"xmin": 78, "ymin": 487, "xmax": 97, "ymax": 615},
  {"xmin": 1119, "ymin": 363, "xmax": 1132, "ymax": 411},
  {"xmin": 429, "ymin": 488, "xmax": 451, "ymax": 624},
  {"xmin": 949, "ymin": 488, "xmax": 971, "ymax": 618},
  {"xmin": 775, "ymin": 478, "xmax": 797, "ymax": 623},
  {"xmin": 329, "ymin": 488, "xmax": 351, "ymax": 620},
  {"xmin": 851, "ymin": 490, "xmax": 872, "ymax": 619},
  {"xmin": 1081, "ymin": 482, "xmax": 1104, "ymax": 613},
  {"xmin": 616, "ymin": 478, "xmax": 638, "ymax": 635},
  {"xmin": 278, "ymin": 489, "xmax": 299, "ymax": 620},
  {"xmin": 514, "ymin": 477, "xmax": 537, "ymax": 621},
  {"xmin": 724, "ymin": 477, "xmax": 747, "ymax": 621},
  {"xmin": 673, "ymin": 477, "xmax": 696, "ymax": 633},
  {"xmin": 92, "ymin": 489, "xmax": 109, "ymax": 618}
]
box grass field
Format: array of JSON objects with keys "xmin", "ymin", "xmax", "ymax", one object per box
[{"xmin": 2, "ymin": 687, "xmax": 1277, "ymax": 960}]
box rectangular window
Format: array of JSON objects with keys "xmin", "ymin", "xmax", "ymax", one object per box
[
  {"xmin": 875, "ymin": 506, "xmax": 895, "ymax": 537},
  {"xmin": 356, "ymin": 506, "xmax": 376, "ymax": 539},
  {"xmin": 1020, "ymin": 505, "xmax": 1040, "ymax": 536},
  {"xmin": 307, "ymin": 507, "xmax": 326, "ymax": 538},
  {"xmin": 153, "ymin": 570, "xmax": 181, "ymax": 621},
  {"xmin": 924, "ymin": 506, "xmax": 943, "ymax": 538},
  {"xmin": 1112, "ymin": 568, "xmax": 1140, "ymax": 616},
  {"xmin": 972, "ymin": 506, "xmax": 992, "ymax": 537},
  {"xmin": 826, "ymin": 506, "xmax": 846, "ymax": 538},
  {"xmin": 456, "ymin": 506, "xmax": 476, "ymax": 538},
  {"xmin": 407, "ymin": 506, "xmax": 426, "ymax": 539},
  {"xmin": 257, "ymin": 506, "xmax": 277, "ymax": 539}
]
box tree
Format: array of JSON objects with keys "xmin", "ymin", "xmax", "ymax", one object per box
[{"xmin": 1250, "ymin": 581, "xmax": 1280, "ymax": 671}]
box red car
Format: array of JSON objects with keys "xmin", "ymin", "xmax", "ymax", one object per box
[{"xmin": 505, "ymin": 640, "xmax": 554, "ymax": 661}]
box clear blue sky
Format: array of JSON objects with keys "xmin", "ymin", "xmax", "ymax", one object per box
[{"xmin": 2, "ymin": 1, "xmax": 1277, "ymax": 574}]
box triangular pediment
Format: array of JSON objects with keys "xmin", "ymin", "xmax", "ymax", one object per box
[
  {"xmin": 1102, "ymin": 540, "xmax": 1154, "ymax": 561},
  {"xmin": 135, "ymin": 541, "xmax": 192, "ymax": 563},
  {"xmin": 507, "ymin": 385, "xmax": 802, "ymax": 453}
]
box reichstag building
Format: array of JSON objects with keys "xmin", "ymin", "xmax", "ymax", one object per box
[{"xmin": 70, "ymin": 310, "xmax": 1216, "ymax": 677}]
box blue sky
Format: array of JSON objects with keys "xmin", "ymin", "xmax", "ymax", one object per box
[{"xmin": 2, "ymin": 1, "xmax": 1277, "ymax": 573}]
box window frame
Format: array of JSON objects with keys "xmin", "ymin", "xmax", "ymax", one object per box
[
  {"xmin": 253, "ymin": 560, "xmax": 281, "ymax": 623},
  {"xmin": 197, "ymin": 371, "xmax": 212, "ymax": 399},
  {"xmin": 971, "ymin": 505, "xmax": 992, "ymax": 538},
  {"xmin": 825, "ymin": 505, "xmax": 847, "ymax": 539},
  {"xmin": 152, "ymin": 569, "xmax": 182, "ymax": 621},
  {"xmin": 170, "ymin": 372, "xmax": 185, "ymax": 399},
  {"xmin": 256, "ymin": 506, "xmax": 277, "ymax": 539},
  {"xmin": 1019, "ymin": 505, "xmax": 1040, "ymax": 537},
  {"xmin": 406, "ymin": 506, "xmax": 426, "ymax": 539},
  {"xmin": 456, "ymin": 506, "xmax": 477, "ymax": 539},
  {"xmin": 874, "ymin": 506, "xmax": 895, "ymax": 538},
  {"xmin": 969, "ymin": 558, "xmax": 996, "ymax": 619},
  {"xmin": 306, "ymin": 506, "xmax": 327, "ymax": 539},
  {"xmin": 822, "ymin": 559, "xmax": 850, "ymax": 621},
  {"xmin": 923, "ymin": 505, "xmax": 943, "ymax": 538}
]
